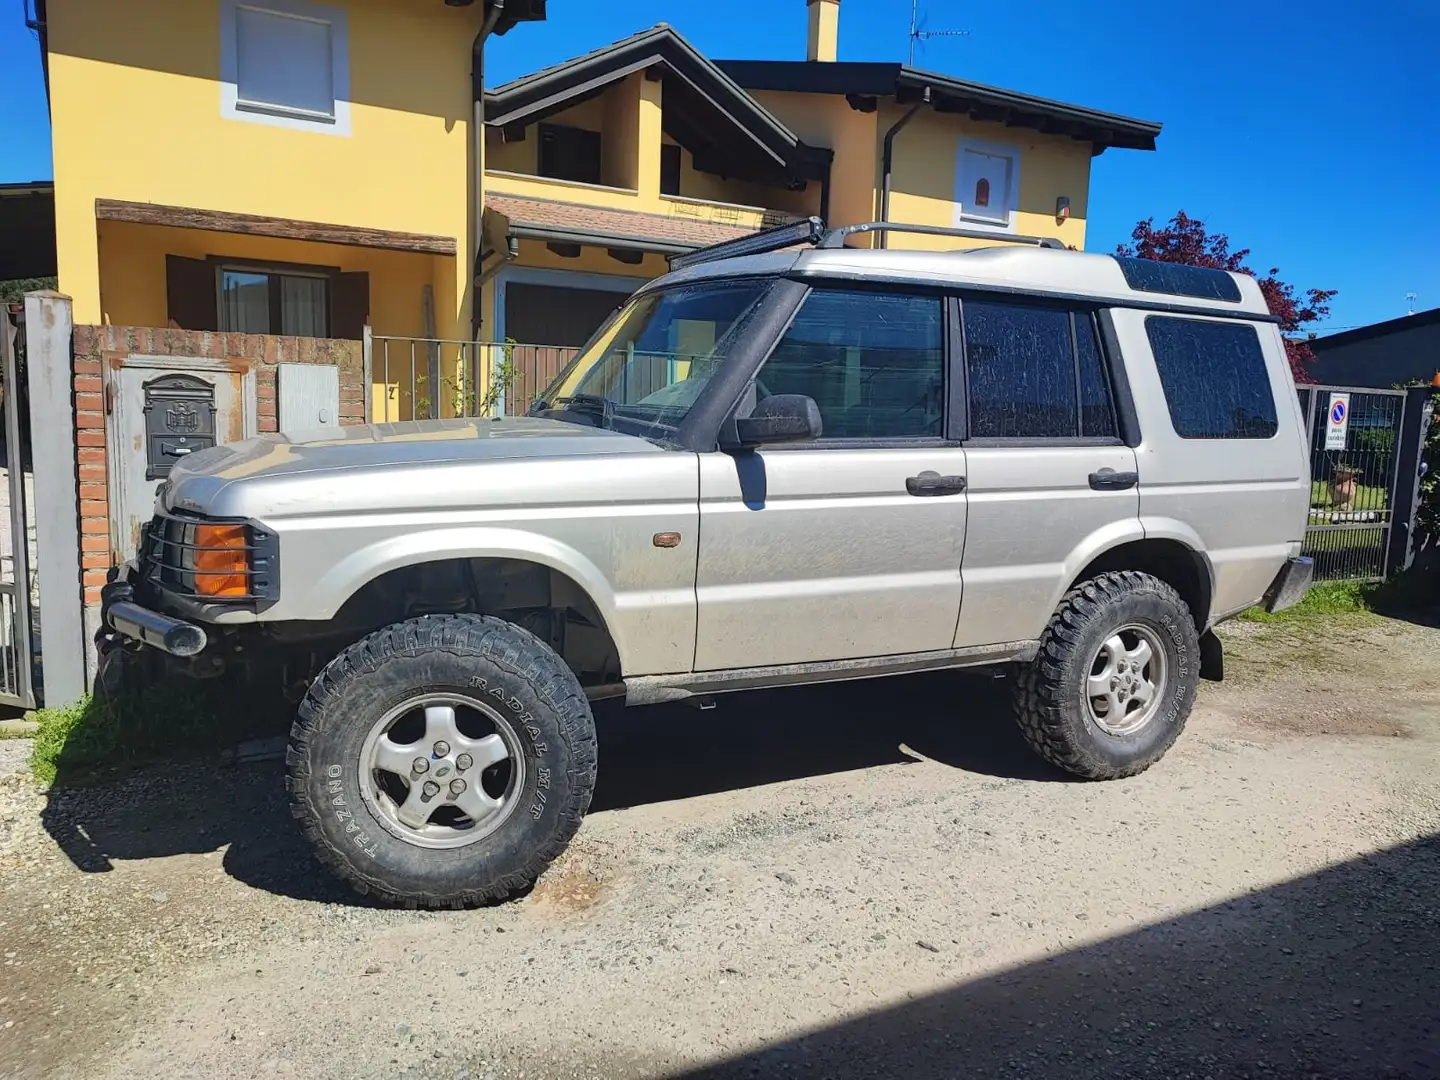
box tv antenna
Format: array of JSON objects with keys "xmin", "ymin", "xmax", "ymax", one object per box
[
  {"xmin": 1405, "ymin": 291, "xmax": 1417, "ymax": 315},
  {"xmin": 909, "ymin": 1, "xmax": 969, "ymax": 65}
]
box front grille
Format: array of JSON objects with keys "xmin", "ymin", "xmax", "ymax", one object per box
[{"xmin": 139, "ymin": 509, "xmax": 279, "ymax": 604}]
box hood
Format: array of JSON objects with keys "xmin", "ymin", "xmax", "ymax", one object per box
[{"xmin": 162, "ymin": 416, "xmax": 667, "ymax": 519}]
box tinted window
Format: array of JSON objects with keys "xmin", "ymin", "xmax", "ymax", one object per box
[
  {"xmin": 1116, "ymin": 257, "xmax": 1242, "ymax": 303},
  {"xmin": 1076, "ymin": 314, "xmax": 1117, "ymax": 439},
  {"xmin": 1145, "ymin": 317, "xmax": 1278, "ymax": 439},
  {"xmin": 964, "ymin": 301, "xmax": 1077, "ymax": 438},
  {"xmin": 538, "ymin": 124, "xmax": 602, "ymax": 185},
  {"xmin": 661, "ymin": 143, "xmax": 682, "ymax": 196},
  {"xmin": 759, "ymin": 290, "xmax": 943, "ymax": 439}
]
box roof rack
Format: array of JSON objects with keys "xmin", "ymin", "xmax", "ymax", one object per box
[
  {"xmin": 819, "ymin": 222, "xmax": 1067, "ymax": 250},
  {"xmin": 668, "ymin": 217, "xmax": 827, "ymax": 271},
  {"xmin": 668, "ymin": 216, "xmax": 1066, "ymax": 270}
]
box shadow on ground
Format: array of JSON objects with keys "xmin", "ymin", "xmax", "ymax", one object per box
[
  {"xmin": 39, "ymin": 669, "xmax": 1060, "ymax": 903},
  {"xmin": 665, "ymin": 833, "xmax": 1440, "ymax": 1080}
]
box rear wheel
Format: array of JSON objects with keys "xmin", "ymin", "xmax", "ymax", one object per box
[
  {"xmin": 287, "ymin": 613, "xmax": 596, "ymax": 907},
  {"xmin": 1014, "ymin": 571, "xmax": 1199, "ymax": 780}
]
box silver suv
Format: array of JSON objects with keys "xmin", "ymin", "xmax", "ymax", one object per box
[{"xmin": 101, "ymin": 219, "xmax": 1313, "ymax": 907}]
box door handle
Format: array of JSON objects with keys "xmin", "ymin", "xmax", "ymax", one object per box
[
  {"xmin": 1089, "ymin": 469, "xmax": 1138, "ymax": 491},
  {"xmin": 906, "ymin": 472, "xmax": 967, "ymax": 497}
]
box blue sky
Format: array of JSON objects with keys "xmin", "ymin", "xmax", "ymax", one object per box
[{"xmin": 3, "ymin": 0, "xmax": 1437, "ymax": 333}]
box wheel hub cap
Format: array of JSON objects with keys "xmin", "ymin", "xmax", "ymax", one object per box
[
  {"xmin": 1085, "ymin": 624, "xmax": 1168, "ymax": 737},
  {"xmin": 358, "ymin": 693, "xmax": 525, "ymax": 850}
]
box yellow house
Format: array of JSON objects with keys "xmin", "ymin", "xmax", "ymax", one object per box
[
  {"xmin": 36, "ymin": 0, "xmax": 1159, "ymax": 421},
  {"xmin": 39, "ymin": 0, "xmax": 545, "ymax": 418},
  {"xmin": 477, "ymin": 0, "xmax": 1161, "ymax": 406}
]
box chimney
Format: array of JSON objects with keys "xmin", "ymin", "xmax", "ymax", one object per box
[{"xmin": 806, "ymin": 0, "xmax": 839, "ymax": 62}]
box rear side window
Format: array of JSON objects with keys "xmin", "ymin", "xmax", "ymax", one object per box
[
  {"xmin": 963, "ymin": 300, "xmax": 1117, "ymax": 440},
  {"xmin": 1145, "ymin": 317, "xmax": 1278, "ymax": 439}
]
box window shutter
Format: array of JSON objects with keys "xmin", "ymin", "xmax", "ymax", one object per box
[
  {"xmin": 331, "ymin": 272, "xmax": 370, "ymax": 340},
  {"xmin": 166, "ymin": 255, "xmax": 218, "ymax": 331}
]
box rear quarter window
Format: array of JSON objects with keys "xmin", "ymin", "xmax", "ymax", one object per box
[{"xmin": 1144, "ymin": 316, "xmax": 1278, "ymax": 440}]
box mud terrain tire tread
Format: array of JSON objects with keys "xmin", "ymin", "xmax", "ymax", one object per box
[
  {"xmin": 287, "ymin": 613, "xmax": 596, "ymax": 909},
  {"xmin": 1014, "ymin": 571, "xmax": 1199, "ymax": 781}
]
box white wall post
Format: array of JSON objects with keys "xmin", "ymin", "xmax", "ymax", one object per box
[{"xmin": 24, "ymin": 292, "xmax": 89, "ymax": 707}]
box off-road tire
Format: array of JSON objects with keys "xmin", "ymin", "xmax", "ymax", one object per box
[
  {"xmin": 287, "ymin": 613, "xmax": 597, "ymax": 908},
  {"xmin": 1015, "ymin": 571, "xmax": 1199, "ymax": 780}
]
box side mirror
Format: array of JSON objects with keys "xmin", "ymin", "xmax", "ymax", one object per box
[{"xmin": 731, "ymin": 394, "xmax": 823, "ymax": 448}]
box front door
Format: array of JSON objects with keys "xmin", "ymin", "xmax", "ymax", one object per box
[
  {"xmin": 952, "ymin": 298, "xmax": 1140, "ymax": 648},
  {"xmin": 695, "ymin": 286, "xmax": 968, "ymax": 671}
]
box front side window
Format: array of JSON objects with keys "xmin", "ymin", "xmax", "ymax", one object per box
[
  {"xmin": 757, "ymin": 289, "xmax": 944, "ymax": 440},
  {"xmin": 219, "ymin": 267, "xmax": 329, "ymax": 337},
  {"xmin": 1145, "ymin": 317, "xmax": 1278, "ymax": 439},
  {"xmin": 538, "ymin": 281, "xmax": 770, "ymax": 437},
  {"xmin": 222, "ymin": 0, "xmax": 350, "ymax": 134}
]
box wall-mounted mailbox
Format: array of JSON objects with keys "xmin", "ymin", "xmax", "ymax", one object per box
[{"xmin": 142, "ymin": 373, "xmax": 217, "ymax": 479}]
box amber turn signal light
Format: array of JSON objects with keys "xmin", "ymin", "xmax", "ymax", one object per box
[{"xmin": 193, "ymin": 523, "xmax": 249, "ymax": 598}]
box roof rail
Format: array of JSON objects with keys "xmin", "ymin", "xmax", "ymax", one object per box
[
  {"xmin": 819, "ymin": 222, "xmax": 1067, "ymax": 250},
  {"xmin": 668, "ymin": 216, "xmax": 827, "ymax": 271},
  {"xmin": 667, "ymin": 216, "xmax": 1068, "ymax": 272}
]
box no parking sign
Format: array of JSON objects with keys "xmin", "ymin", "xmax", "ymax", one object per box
[{"xmin": 1324, "ymin": 392, "xmax": 1350, "ymax": 450}]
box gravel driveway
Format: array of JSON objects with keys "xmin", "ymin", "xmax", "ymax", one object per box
[{"xmin": 1, "ymin": 615, "xmax": 1438, "ymax": 1080}]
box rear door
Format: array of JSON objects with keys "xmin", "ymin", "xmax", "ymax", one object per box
[{"xmin": 953, "ymin": 298, "xmax": 1140, "ymax": 648}]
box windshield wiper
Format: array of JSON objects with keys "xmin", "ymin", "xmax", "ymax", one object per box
[{"xmin": 555, "ymin": 394, "xmax": 615, "ymax": 429}]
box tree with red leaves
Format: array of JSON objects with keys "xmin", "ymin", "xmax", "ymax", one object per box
[{"xmin": 1117, "ymin": 212, "xmax": 1337, "ymax": 383}]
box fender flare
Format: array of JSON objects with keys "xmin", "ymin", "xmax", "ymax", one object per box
[
  {"xmin": 300, "ymin": 526, "xmax": 628, "ymax": 662},
  {"xmin": 1043, "ymin": 517, "xmax": 1216, "ymax": 627}
]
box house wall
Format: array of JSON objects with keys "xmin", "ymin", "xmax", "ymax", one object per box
[
  {"xmin": 96, "ymin": 220, "xmax": 438, "ymax": 338},
  {"xmin": 484, "ymin": 79, "xmax": 814, "ymax": 220},
  {"xmin": 874, "ymin": 103, "xmax": 1092, "ymax": 251},
  {"xmin": 750, "ymin": 89, "xmax": 879, "ymax": 235},
  {"xmin": 71, "ymin": 324, "xmax": 366, "ymax": 606},
  {"xmin": 47, "ymin": 0, "xmax": 483, "ymax": 334},
  {"xmin": 750, "ymin": 90, "xmax": 1092, "ymax": 248}
]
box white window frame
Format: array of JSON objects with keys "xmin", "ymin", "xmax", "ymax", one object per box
[
  {"xmin": 220, "ymin": 0, "xmax": 351, "ymax": 136},
  {"xmin": 953, "ymin": 137, "xmax": 1021, "ymax": 232}
]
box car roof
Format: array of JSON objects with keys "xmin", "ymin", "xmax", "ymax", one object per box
[{"xmin": 651, "ymin": 244, "xmax": 1274, "ymax": 321}]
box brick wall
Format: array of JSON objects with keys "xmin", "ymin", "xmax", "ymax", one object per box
[{"xmin": 72, "ymin": 325, "xmax": 366, "ymax": 605}]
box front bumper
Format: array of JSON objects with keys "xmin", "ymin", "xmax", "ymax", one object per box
[
  {"xmin": 1263, "ymin": 556, "xmax": 1314, "ymax": 614},
  {"xmin": 100, "ymin": 563, "xmax": 209, "ymax": 657}
]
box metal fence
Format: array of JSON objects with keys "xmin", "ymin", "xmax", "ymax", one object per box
[
  {"xmin": 1298, "ymin": 385, "xmax": 1407, "ymax": 582},
  {"xmin": 365, "ymin": 336, "xmax": 579, "ymax": 421},
  {"xmin": 0, "ymin": 308, "xmax": 36, "ymax": 709}
]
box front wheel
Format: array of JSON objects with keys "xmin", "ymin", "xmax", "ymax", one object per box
[
  {"xmin": 1014, "ymin": 571, "xmax": 1200, "ymax": 780},
  {"xmin": 287, "ymin": 614, "xmax": 597, "ymax": 907}
]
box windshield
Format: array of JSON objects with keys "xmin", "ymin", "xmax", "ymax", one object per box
[{"xmin": 531, "ymin": 280, "xmax": 771, "ymax": 436}]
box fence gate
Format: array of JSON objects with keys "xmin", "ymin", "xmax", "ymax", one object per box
[
  {"xmin": 1297, "ymin": 384, "xmax": 1412, "ymax": 582},
  {"xmin": 0, "ymin": 308, "xmax": 36, "ymax": 709}
]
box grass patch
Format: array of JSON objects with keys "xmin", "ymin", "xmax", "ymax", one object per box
[
  {"xmin": 1239, "ymin": 581, "xmax": 1378, "ymax": 624},
  {"xmin": 29, "ymin": 672, "xmax": 288, "ymax": 788},
  {"xmin": 1310, "ymin": 479, "xmax": 1388, "ymax": 511},
  {"xmin": 1239, "ymin": 561, "xmax": 1440, "ymax": 626}
]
